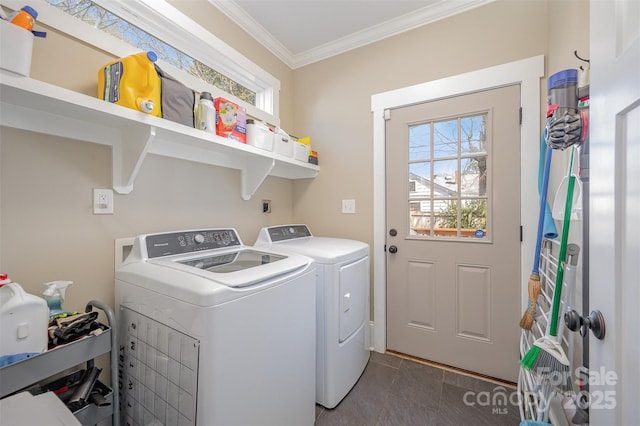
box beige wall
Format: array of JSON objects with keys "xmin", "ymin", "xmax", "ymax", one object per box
[{"xmin": 1, "ymin": 0, "xmax": 589, "ymax": 320}]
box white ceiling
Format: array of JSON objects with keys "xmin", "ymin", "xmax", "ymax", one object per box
[{"xmin": 211, "ymin": 0, "xmax": 494, "ymax": 69}]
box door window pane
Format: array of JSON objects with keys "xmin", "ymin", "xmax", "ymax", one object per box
[
  {"xmin": 433, "ymin": 159, "xmax": 458, "ymax": 198},
  {"xmin": 409, "ymin": 163, "xmax": 430, "ymax": 199},
  {"xmin": 433, "ymin": 119, "xmax": 459, "ymax": 157},
  {"xmin": 461, "ymin": 199, "xmax": 487, "ymax": 231},
  {"xmin": 460, "ymin": 156, "xmax": 488, "ymax": 197},
  {"xmin": 409, "ymin": 201, "xmax": 432, "ymax": 236},
  {"xmin": 460, "ymin": 115, "xmax": 487, "ymax": 155},
  {"xmin": 409, "ymin": 123, "xmax": 431, "ymax": 160}
]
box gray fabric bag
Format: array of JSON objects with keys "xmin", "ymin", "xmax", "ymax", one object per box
[{"xmin": 154, "ymin": 64, "xmax": 195, "ymax": 128}]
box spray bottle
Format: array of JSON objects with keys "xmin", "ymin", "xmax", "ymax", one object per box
[{"xmin": 42, "ymin": 281, "xmax": 73, "ymax": 318}]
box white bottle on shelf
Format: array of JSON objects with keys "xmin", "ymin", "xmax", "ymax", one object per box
[{"xmin": 196, "ymin": 92, "xmax": 215, "ymax": 133}]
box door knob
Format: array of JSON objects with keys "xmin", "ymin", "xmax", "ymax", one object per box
[
  {"xmin": 564, "ymin": 309, "xmax": 606, "ymax": 340},
  {"xmin": 388, "ymin": 245, "xmax": 398, "ymax": 254}
]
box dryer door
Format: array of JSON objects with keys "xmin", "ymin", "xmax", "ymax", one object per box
[{"xmin": 338, "ymin": 256, "xmax": 369, "ymax": 342}]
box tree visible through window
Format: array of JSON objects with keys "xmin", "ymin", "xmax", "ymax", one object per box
[{"xmin": 45, "ymin": 0, "xmax": 256, "ymax": 105}]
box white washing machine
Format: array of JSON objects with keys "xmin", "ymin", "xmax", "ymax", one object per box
[
  {"xmin": 254, "ymin": 224, "xmax": 370, "ymax": 409},
  {"xmin": 115, "ymin": 228, "xmax": 316, "ymax": 426}
]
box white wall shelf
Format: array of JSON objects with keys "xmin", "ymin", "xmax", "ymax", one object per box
[{"xmin": 0, "ymin": 70, "xmax": 318, "ymax": 200}]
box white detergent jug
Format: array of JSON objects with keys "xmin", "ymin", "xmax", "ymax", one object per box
[{"xmin": 0, "ymin": 279, "xmax": 49, "ymax": 357}]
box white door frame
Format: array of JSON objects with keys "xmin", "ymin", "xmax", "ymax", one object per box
[{"xmin": 370, "ymin": 55, "xmax": 545, "ymax": 352}]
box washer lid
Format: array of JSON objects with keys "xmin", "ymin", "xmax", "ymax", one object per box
[
  {"xmin": 149, "ymin": 248, "xmax": 310, "ymax": 288},
  {"xmin": 177, "ymin": 249, "xmax": 286, "ymax": 273}
]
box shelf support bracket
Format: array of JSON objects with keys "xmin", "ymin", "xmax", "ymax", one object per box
[
  {"xmin": 241, "ymin": 158, "xmax": 275, "ymax": 200},
  {"xmin": 112, "ymin": 125, "xmax": 156, "ymax": 194}
]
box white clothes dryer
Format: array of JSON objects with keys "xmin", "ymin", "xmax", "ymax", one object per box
[
  {"xmin": 115, "ymin": 228, "xmax": 316, "ymax": 426},
  {"xmin": 254, "ymin": 224, "xmax": 370, "ymax": 408}
]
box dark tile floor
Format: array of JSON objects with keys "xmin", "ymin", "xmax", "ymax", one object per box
[{"xmin": 314, "ymin": 352, "xmax": 520, "ymax": 426}]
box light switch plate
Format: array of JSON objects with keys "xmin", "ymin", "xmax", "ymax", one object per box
[{"xmin": 342, "ymin": 199, "xmax": 356, "ymax": 214}]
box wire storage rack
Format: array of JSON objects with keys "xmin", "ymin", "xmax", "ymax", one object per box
[{"xmin": 518, "ymin": 238, "xmax": 581, "ymax": 424}]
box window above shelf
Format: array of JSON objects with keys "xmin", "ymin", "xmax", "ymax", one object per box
[{"xmin": 0, "ymin": 70, "xmax": 318, "ymax": 200}]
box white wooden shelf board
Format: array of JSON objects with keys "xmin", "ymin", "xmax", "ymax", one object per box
[{"xmin": 0, "ymin": 70, "xmax": 318, "ymax": 199}]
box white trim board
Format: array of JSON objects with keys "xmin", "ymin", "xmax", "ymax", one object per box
[{"xmin": 370, "ymin": 55, "xmax": 544, "ymax": 353}]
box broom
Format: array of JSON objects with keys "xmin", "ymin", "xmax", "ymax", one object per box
[
  {"xmin": 520, "ymin": 143, "xmax": 553, "ymax": 330},
  {"xmin": 521, "ymin": 147, "xmax": 577, "ymax": 394}
]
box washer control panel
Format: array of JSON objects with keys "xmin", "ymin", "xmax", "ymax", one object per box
[{"xmin": 145, "ymin": 229, "xmax": 241, "ymax": 258}]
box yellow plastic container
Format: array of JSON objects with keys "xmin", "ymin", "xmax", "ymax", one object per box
[
  {"xmin": 298, "ymin": 136, "xmax": 312, "ymax": 154},
  {"xmin": 98, "ymin": 51, "xmax": 161, "ymax": 117}
]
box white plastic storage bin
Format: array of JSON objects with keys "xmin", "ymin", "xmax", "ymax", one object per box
[
  {"xmin": 293, "ymin": 141, "xmax": 309, "ymax": 162},
  {"xmin": 246, "ymin": 120, "xmax": 274, "ymax": 151},
  {"xmin": 0, "ymin": 19, "xmax": 34, "ymax": 77},
  {"xmin": 274, "ymin": 128, "xmax": 293, "ymax": 157}
]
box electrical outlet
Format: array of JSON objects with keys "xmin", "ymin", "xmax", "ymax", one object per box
[
  {"xmin": 93, "ymin": 188, "xmax": 114, "ymax": 214},
  {"xmin": 342, "ymin": 199, "xmax": 356, "ymax": 214},
  {"xmin": 263, "ymin": 200, "xmax": 271, "ymax": 213}
]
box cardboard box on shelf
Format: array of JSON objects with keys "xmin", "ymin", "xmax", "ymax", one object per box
[{"xmin": 215, "ymin": 97, "xmax": 246, "ymax": 143}]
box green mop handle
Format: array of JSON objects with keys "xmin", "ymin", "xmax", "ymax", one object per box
[{"xmin": 549, "ymin": 164, "xmax": 576, "ymax": 337}]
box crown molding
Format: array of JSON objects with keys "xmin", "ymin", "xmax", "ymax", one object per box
[
  {"xmin": 211, "ymin": 0, "xmax": 494, "ymax": 69},
  {"xmin": 210, "ymin": 0, "xmax": 294, "ymax": 66}
]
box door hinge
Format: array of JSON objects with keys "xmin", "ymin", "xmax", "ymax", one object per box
[
  {"xmin": 520, "ymin": 225, "xmax": 523, "ymax": 242},
  {"xmin": 384, "ymin": 109, "xmax": 391, "ymax": 120},
  {"xmin": 519, "ymin": 107, "xmax": 523, "ymax": 125}
]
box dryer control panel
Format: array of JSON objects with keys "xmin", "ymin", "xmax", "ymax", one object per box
[
  {"xmin": 145, "ymin": 229, "xmax": 242, "ymax": 258},
  {"xmin": 264, "ymin": 225, "xmax": 312, "ymax": 242}
]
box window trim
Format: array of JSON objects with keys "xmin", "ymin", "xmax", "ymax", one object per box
[{"xmin": 11, "ymin": 0, "xmax": 280, "ymax": 125}]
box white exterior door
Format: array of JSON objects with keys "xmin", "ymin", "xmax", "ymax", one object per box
[
  {"xmin": 385, "ymin": 86, "xmax": 522, "ymax": 382},
  {"xmin": 371, "ymin": 56, "xmax": 544, "ymax": 365},
  {"xmin": 589, "ymin": 0, "xmax": 640, "ymax": 423}
]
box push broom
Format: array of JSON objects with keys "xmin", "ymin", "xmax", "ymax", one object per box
[
  {"xmin": 520, "ymin": 139, "xmax": 553, "ymax": 330},
  {"xmin": 521, "ymin": 147, "xmax": 577, "ymax": 394}
]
